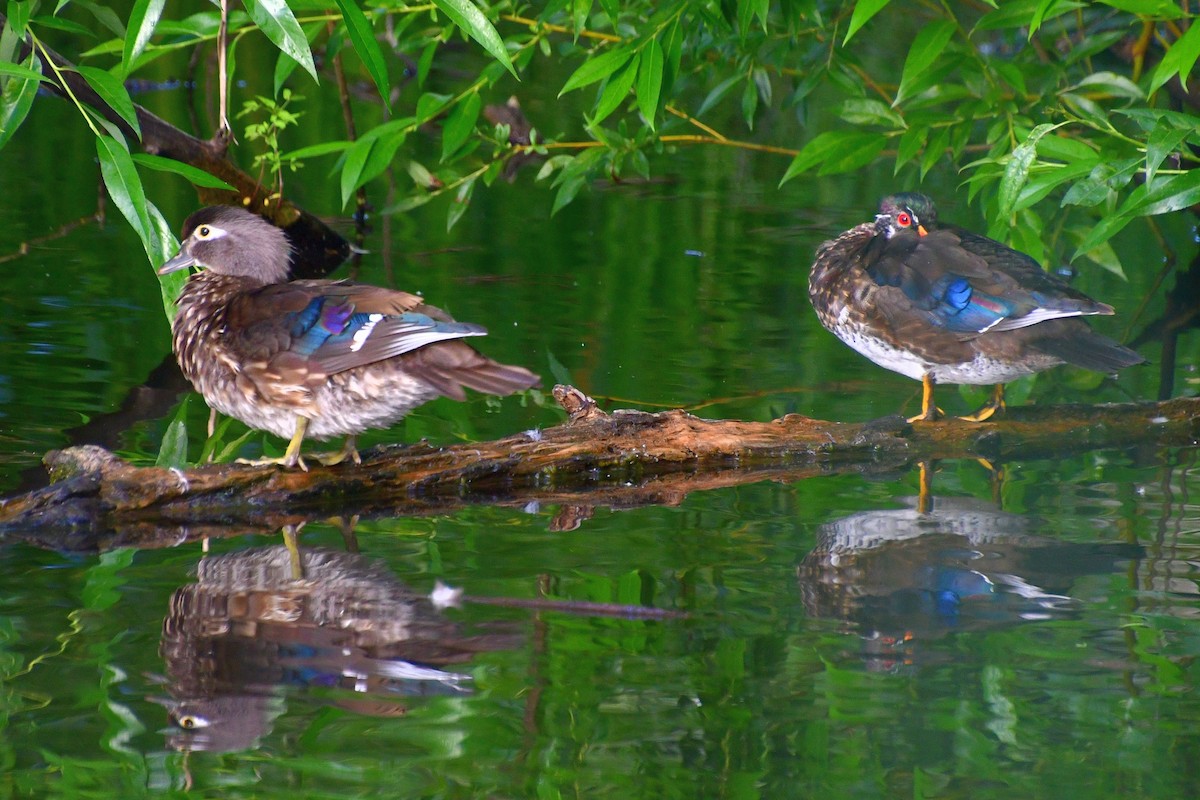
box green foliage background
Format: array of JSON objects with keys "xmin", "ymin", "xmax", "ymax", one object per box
[{"xmin": 2, "ymin": 0, "xmax": 1198, "ymax": 283}]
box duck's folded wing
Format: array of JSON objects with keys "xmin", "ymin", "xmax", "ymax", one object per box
[{"xmin": 225, "ymin": 282, "xmax": 486, "ymax": 376}]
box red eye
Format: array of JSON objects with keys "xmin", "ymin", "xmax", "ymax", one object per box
[{"xmin": 896, "ymin": 212, "xmax": 912, "ymax": 227}]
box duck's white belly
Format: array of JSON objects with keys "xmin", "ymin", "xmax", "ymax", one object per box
[
  {"xmin": 196, "ymin": 368, "xmax": 440, "ymax": 441},
  {"xmin": 835, "ymin": 326, "xmax": 1060, "ymax": 386}
]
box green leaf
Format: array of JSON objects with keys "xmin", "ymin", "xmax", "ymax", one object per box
[
  {"xmin": 446, "ymin": 176, "xmax": 475, "ymax": 231},
  {"xmin": 635, "ymin": 37, "xmax": 663, "ymax": 128},
  {"xmin": 1144, "ymin": 121, "xmax": 1192, "ymax": 191},
  {"xmin": 1071, "ymin": 70, "xmax": 1144, "ymax": 100},
  {"xmin": 779, "ymin": 131, "xmax": 885, "ymax": 185},
  {"xmin": 334, "ymin": 0, "xmax": 391, "ymax": 112},
  {"xmin": 752, "ymin": 66, "xmax": 771, "ymax": 106},
  {"xmin": 598, "ymin": 0, "xmax": 620, "ymax": 25},
  {"xmin": 340, "ymin": 138, "xmax": 373, "ymax": 207},
  {"xmin": 821, "ymin": 134, "xmax": 887, "ymax": 175},
  {"xmin": 243, "ymin": 0, "xmax": 319, "ymax": 84},
  {"xmin": 571, "ymin": 0, "xmax": 592, "ymax": 35},
  {"xmin": 546, "ymin": 348, "xmax": 573, "ymax": 386},
  {"xmin": 1028, "ymin": 0, "xmax": 1082, "ymax": 37},
  {"xmin": 75, "ymin": 0, "xmax": 125, "ymax": 37},
  {"xmin": 895, "ymin": 19, "xmax": 956, "ymax": 105},
  {"xmin": 662, "ymin": 18, "xmax": 682, "ymax": 93},
  {"xmin": 1149, "ymin": 18, "xmax": 1200, "ymax": 93},
  {"xmin": 1115, "ymin": 107, "xmax": 1200, "ymax": 133},
  {"xmin": 155, "ymin": 416, "xmax": 189, "ymax": 470},
  {"xmin": 1013, "ymin": 159, "xmax": 1095, "ymax": 211},
  {"xmin": 131, "ymin": 154, "xmax": 236, "ymax": 190},
  {"xmin": 894, "ymin": 123, "xmax": 927, "ymax": 173},
  {"xmin": 1097, "ymin": 0, "xmax": 1182, "ymax": 17},
  {"xmin": 274, "ymin": 50, "xmax": 300, "ymax": 97},
  {"xmin": 96, "ymin": 134, "xmax": 152, "ymax": 252},
  {"xmin": 147, "ymin": 202, "xmax": 183, "ymax": 314},
  {"xmin": 1062, "ymin": 157, "xmax": 1140, "ymax": 209},
  {"xmin": 560, "ymin": 46, "xmax": 635, "ymax": 95},
  {"xmin": 593, "ymin": 55, "xmax": 638, "ymax": 123},
  {"xmin": 122, "ymin": 0, "xmax": 165, "ymax": 78},
  {"xmin": 407, "ymin": 159, "xmax": 437, "ymax": 189},
  {"xmin": 417, "ymin": 40, "xmax": 437, "ymax": 89},
  {"xmin": 338, "ymin": 120, "xmax": 410, "ymax": 207},
  {"xmin": 998, "ymin": 123, "xmax": 1065, "ymax": 218},
  {"xmin": 1061, "ymin": 176, "xmax": 1110, "ymax": 208},
  {"xmin": 415, "ymin": 91, "xmax": 452, "ymax": 123},
  {"xmin": 381, "ymin": 192, "xmax": 434, "ymax": 215},
  {"xmin": 844, "ymin": 0, "xmax": 891, "ymax": 44},
  {"xmin": 741, "ymin": 77, "xmax": 757, "ymax": 129},
  {"xmin": 0, "ymin": 52, "xmax": 41, "ymax": 151},
  {"xmin": 443, "ymin": 91, "xmax": 481, "ymax": 159},
  {"xmin": 1129, "ymin": 168, "xmax": 1200, "ymax": 217},
  {"xmin": 1067, "ymin": 169, "xmax": 1200, "ymax": 259},
  {"xmin": 696, "ymin": 74, "xmax": 740, "ymax": 117},
  {"xmin": 0, "ymin": 61, "xmax": 48, "ymax": 83},
  {"xmin": 27, "ymin": 14, "xmax": 95, "ymax": 36},
  {"xmin": 1070, "ymin": 214, "xmax": 1130, "ymax": 262},
  {"xmin": 1071, "ymin": 228, "xmax": 1125, "ymax": 279},
  {"xmin": 919, "ymin": 126, "xmax": 949, "ymax": 178},
  {"xmin": 6, "ymin": 0, "xmax": 33, "ymax": 36},
  {"xmin": 551, "ymin": 146, "xmax": 606, "ymax": 214},
  {"xmin": 284, "ymin": 139, "xmax": 353, "ymax": 160},
  {"xmin": 77, "ymin": 65, "xmax": 141, "ymax": 140},
  {"xmin": 838, "ymin": 97, "xmax": 904, "ymax": 127},
  {"xmin": 432, "ymin": 0, "xmax": 517, "ymax": 79}
]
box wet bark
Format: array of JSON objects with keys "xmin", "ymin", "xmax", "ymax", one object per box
[{"xmin": 1, "ymin": 385, "xmax": 1197, "ymax": 551}]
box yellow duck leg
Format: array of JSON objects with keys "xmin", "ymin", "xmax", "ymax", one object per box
[
  {"xmin": 960, "ymin": 383, "xmax": 1006, "ymax": 423},
  {"xmin": 313, "ymin": 436, "xmax": 361, "ymax": 467},
  {"xmin": 237, "ymin": 418, "xmax": 360, "ymax": 470},
  {"xmin": 237, "ymin": 415, "xmax": 312, "ymax": 470},
  {"xmin": 907, "ymin": 374, "xmax": 943, "ymax": 423}
]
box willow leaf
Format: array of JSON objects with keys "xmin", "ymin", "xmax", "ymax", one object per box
[{"xmin": 432, "ymin": 0, "xmax": 517, "ymax": 79}]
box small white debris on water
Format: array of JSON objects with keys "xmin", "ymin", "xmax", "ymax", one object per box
[
  {"xmin": 431, "ymin": 581, "xmax": 464, "ymax": 609},
  {"xmin": 1150, "ymin": 416, "xmax": 1168, "ymax": 424}
]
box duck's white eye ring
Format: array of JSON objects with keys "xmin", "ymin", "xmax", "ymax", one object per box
[{"xmin": 195, "ymin": 225, "xmax": 227, "ymax": 239}]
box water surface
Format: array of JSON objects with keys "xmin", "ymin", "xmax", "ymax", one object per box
[{"xmin": 1, "ymin": 62, "xmax": 1198, "ymax": 799}]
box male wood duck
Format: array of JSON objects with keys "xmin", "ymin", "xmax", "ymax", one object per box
[
  {"xmin": 809, "ymin": 193, "xmax": 1143, "ymax": 421},
  {"xmin": 158, "ymin": 206, "xmax": 539, "ymax": 469}
]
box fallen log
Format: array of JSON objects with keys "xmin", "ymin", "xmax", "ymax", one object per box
[{"xmin": 1, "ymin": 385, "xmax": 1197, "ymax": 550}]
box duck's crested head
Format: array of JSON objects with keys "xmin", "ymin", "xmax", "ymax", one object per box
[
  {"xmin": 158, "ymin": 206, "xmax": 292, "ymax": 283},
  {"xmin": 875, "ymin": 192, "xmax": 937, "ymax": 239}
]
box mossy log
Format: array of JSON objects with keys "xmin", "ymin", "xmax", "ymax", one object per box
[{"xmin": 1, "ymin": 385, "xmax": 1197, "ymax": 550}]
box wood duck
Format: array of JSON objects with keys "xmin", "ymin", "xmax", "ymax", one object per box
[
  {"xmin": 158, "ymin": 206, "xmax": 539, "ymax": 469},
  {"xmin": 809, "ymin": 193, "xmax": 1144, "ymax": 422}
]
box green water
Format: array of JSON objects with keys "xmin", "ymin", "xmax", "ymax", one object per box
[{"xmin": 2, "ymin": 64, "xmax": 1199, "ymax": 799}]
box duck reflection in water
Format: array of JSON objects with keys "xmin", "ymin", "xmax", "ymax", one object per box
[
  {"xmin": 155, "ymin": 543, "xmax": 518, "ymax": 753},
  {"xmin": 797, "ymin": 487, "xmax": 1143, "ymax": 672}
]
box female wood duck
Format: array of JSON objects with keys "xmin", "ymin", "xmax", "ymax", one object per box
[
  {"xmin": 809, "ymin": 193, "xmax": 1143, "ymax": 422},
  {"xmin": 158, "ymin": 206, "xmax": 539, "ymax": 469}
]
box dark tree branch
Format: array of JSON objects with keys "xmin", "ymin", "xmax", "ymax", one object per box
[{"xmin": 1, "ymin": 12, "xmax": 349, "ymax": 277}]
